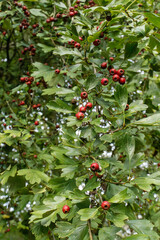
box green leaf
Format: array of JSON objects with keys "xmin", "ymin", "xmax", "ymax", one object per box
[
  {"xmin": 124, "ymin": 134, "xmax": 135, "ymax": 161},
  {"xmin": 30, "ymin": 9, "xmax": 46, "ymax": 17},
  {"xmin": 78, "ymin": 208, "xmax": 99, "ymax": 221},
  {"xmin": 54, "ymin": 2, "xmax": 67, "ymax": 9},
  {"xmin": 125, "ymin": 42, "xmax": 139, "ymax": 59},
  {"xmin": 127, "ymin": 220, "xmax": 159, "ymax": 240},
  {"xmin": 54, "ymin": 221, "xmax": 75, "ymax": 238},
  {"xmin": 53, "ymin": 46, "xmax": 82, "ymax": 57},
  {"xmin": 98, "ymin": 226, "xmax": 120, "ymax": 240},
  {"xmin": 43, "ymin": 87, "xmax": 74, "ymax": 96},
  {"xmin": 109, "ymin": 189, "xmax": 132, "ymax": 203},
  {"xmin": 37, "ymin": 44, "xmax": 54, "ymax": 53},
  {"xmin": 114, "ymin": 85, "xmax": 128, "ymax": 110},
  {"xmin": 17, "ymin": 169, "xmax": 50, "ymax": 184},
  {"xmin": 132, "ymin": 177, "xmax": 160, "ymax": 191},
  {"xmin": 124, "ymin": 235, "xmax": 149, "ymax": 240},
  {"xmin": 0, "ymin": 165, "xmax": 17, "ymax": 185},
  {"xmin": 144, "ymin": 12, "xmax": 160, "ymax": 28},
  {"xmin": 47, "ymin": 98, "xmax": 73, "ymax": 113},
  {"xmin": 133, "ymin": 113, "xmax": 160, "ymax": 126},
  {"xmin": 32, "ymin": 62, "xmax": 54, "ymax": 84},
  {"xmin": 85, "ymin": 74, "xmax": 100, "ymax": 90},
  {"xmin": 83, "ymin": 176, "xmax": 100, "ymax": 191}
]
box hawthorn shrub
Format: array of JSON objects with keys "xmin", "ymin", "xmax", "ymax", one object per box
[{"xmin": 0, "ymin": 0, "xmax": 160, "ymax": 239}]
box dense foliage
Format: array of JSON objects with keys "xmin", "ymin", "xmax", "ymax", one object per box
[{"xmin": 0, "ymin": 0, "xmax": 160, "ymax": 239}]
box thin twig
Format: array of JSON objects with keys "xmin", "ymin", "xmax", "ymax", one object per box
[{"xmin": 87, "ymin": 220, "xmax": 93, "ymax": 240}]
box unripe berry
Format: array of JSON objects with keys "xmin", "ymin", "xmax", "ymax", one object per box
[
  {"xmin": 101, "ymin": 62, "xmax": 107, "ymax": 69},
  {"xmin": 90, "ymin": 162, "xmax": 99, "ymax": 171},
  {"xmin": 62, "ymin": 205, "xmax": 70, "ymax": 214},
  {"xmin": 76, "ymin": 112, "xmax": 84, "ymax": 120},
  {"xmin": 85, "ymin": 102, "xmax": 93, "ymax": 110},
  {"xmin": 101, "ymin": 201, "xmax": 110, "ymax": 210},
  {"xmin": 81, "ymin": 92, "xmax": 88, "ymax": 99},
  {"xmin": 101, "ymin": 78, "xmax": 109, "ymax": 86},
  {"xmin": 112, "ymin": 74, "xmax": 120, "ymax": 82}
]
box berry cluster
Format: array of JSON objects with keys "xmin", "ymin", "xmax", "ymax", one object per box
[{"xmin": 76, "ymin": 92, "xmax": 93, "ymax": 120}]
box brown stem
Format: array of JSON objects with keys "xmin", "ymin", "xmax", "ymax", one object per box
[{"xmin": 87, "ymin": 220, "xmax": 93, "ymax": 240}]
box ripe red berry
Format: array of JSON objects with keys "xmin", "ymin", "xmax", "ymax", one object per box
[
  {"xmin": 101, "ymin": 201, "xmax": 110, "ymax": 210},
  {"xmin": 101, "ymin": 78, "xmax": 109, "ymax": 86},
  {"xmin": 125, "ymin": 104, "xmax": 129, "ymax": 111},
  {"xmin": 36, "ymin": 82, "xmax": 40, "ymax": 86},
  {"xmin": 81, "ymin": 92, "xmax": 88, "ymax": 99},
  {"xmin": 70, "ymin": 7, "xmax": 75, "ymax": 12},
  {"xmin": 93, "ymin": 39, "xmax": 101, "ymax": 46},
  {"xmin": 46, "ymin": 18, "xmax": 51, "ymax": 23},
  {"xmin": 37, "ymin": 104, "xmax": 41, "ymax": 108},
  {"xmin": 3, "ymin": 123, "xmax": 6, "ymax": 127},
  {"xmin": 80, "ymin": 106, "xmax": 86, "ymax": 113},
  {"xmin": 119, "ymin": 77, "xmax": 126, "ymax": 85},
  {"xmin": 101, "ymin": 62, "xmax": 107, "ymax": 69},
  {"xmin": 22, "ymin": 6, "xmax": 27, "ymax": 11},
  {"xmin": 74, "ymin": 43, "xmax": 81, "ymax": 49},
  {"xmin": 69, "ymin": 11, "xmax": 75, "ymax": 17},
  {"xmin": 76, "ymin": 0, "xmax": 80, "ymax": 3},
  {"xmin": 117, "ymin": 69, "xmax": 125, "ymax": 76},
  {"xmin": 34, "ymin": 121, "xmax": 39, "ymax": 126},
  {"xmin": 109, "ymin": 57, "xmax": 114, "ymax": 61},
  {"xmin": 85, "ymin": 102, "xmax": 93, "ymax": 110},
  {"xmin": 20, "ymin": 77, "xmax": 25, "ymax": 82},
  {"xmin": 90, "ymin": 162, "xmax": 99, "ymax": 171},
  {"xmin": 2, "ymin": 31, "xmax": 6, "ymax": 36},
  {"xmin": 158, "ymin": 163, "xmax": 160, "ymax": 167},
  {"xmin": 62, "ymin": 205, "xmax": 70, "ymax": 214},
  {"xmin": 76, "ymin": 112, "xmax": 84, "ymax": 120},
  {"xmin": 34, "ymin": 155, "xmax": 37, "ymax": 158},
  {"xmin": 19, "ymin": 58, "xmax": 23, "ymax": 62},
  {"xmin": 20, "ymin": 101, "xmax": 25, "ymax": 105},
  {"xmin": 56, "ymin": 13, "xmax": 61, "ymax": 18},
  {"xmin": 70, "ymin": 40, "xmax": 75, "ymax": 45},
  {"xmin": 50, "ymin": 17, "xmax": 55, "ymax": 22},
  {"xmin": 109, "ymin": 68, "xmax": 117, "ymax": 75},
  {"xmin": 112, "ymin": 74, "xmax": 120, "ymax": 82},
  {"xmin": 55, "ymin": 69, "xmax": 60, "ymax": 74},
  {"xmin": 79, "ymin": 36, "xmax": 83, "ymax": 41},
  {"xmin": 32, "ymin": 104, "xmax": 37, "ymax": 109}
]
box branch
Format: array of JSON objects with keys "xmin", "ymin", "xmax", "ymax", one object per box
[{"xmin": 87, "ymin": 220, "xmax": 93, "ymax": 240}]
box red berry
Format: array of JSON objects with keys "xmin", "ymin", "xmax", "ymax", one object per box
[
  {"xmin": 22, "ymin": 6, "xmax": 27, "ymax": 11},
  {"xmin": 62, "ymin": 205, "xmax": 70, "ymax": 214},
  {"xmin": 125, "ymin": 104, "xmax": 129, "ymax": 111},
  {"xmin": 19, "ymin": 58, "xmax": 23, "ymax": 62},
  {"xmin": 20, "ymin": 101, "xmax": 25, "ymax": 105},
  {"xmin": 56, "ymin": 13, "xmax": 61, "ymax": 18},
  {"xmin": 3, "ymin": 123, "xmax": 6, "ymax": 127},
  {"xmin": 50, "ymin": 17, "xmax": 55, "ymax": 22},
  {"xmin": 69, "ymin": 11, "xmax": 75, "ymax": 17},
  {"xmin": 109, "ymin": 68, "xmax": 117, "ymax": 75},
  {"xmin": 109, "ymin": 57, "xmax": 114, "ymax": 61},
  {"xmin": 81, "ymin": 92, "xmax": 88, "ymax": 99},
  {"xmin": 32, "ymin": 24, "xmax": 37, "ymax": 29},
  {"xmin": 101, "ymin": 62, "xmax": 107, "ymax": 69},
  {"xmin": 80, "ymin": 106, "xmax": 86, "ymax": 113},
  {"xmin": 112, "ymin": 74, "xmax": 120, "ymax": 82},
  {"xmin": 76, "ymin": 112, "xmax": 84, "ymax": 120},
  {"xmin": 76, "ymin": 0, "xmax": 80, "ymax": 3},
  {"xmin": 34, "ymin": 121, "xmax": 39, "ymax": 126},
  {"xmin": 74, "ymin": 43, "xmax": 81, "ymax": 49},
  {"xmin": 101, "ymin": 78, "xmax": 109, "ymax": 86},
  {"xmin": 117, "ymin": 69, "xmax": 125, "ymax": 76},
  {"xmin": 101, "ymin": 201, "xmax": 110, "ymax": 210},
  {"xmin": 20, "ymin": 77, "xmax": 25, "ymax": 82},
  {"xmin": 85, "ymin": 102, "xmax": 93, "ymax": 110},
  {"xmin": 32, "ymin": 104, "xmax": 37, "ymax": 109},
  {"xmin": 70, "ymin": 7, "xmax": 75, "ymax": 12},
  {"xmin": 55, "ymin": 69, "xmax": 60, "ymax": 74},
  {"xmin": 90, "ymin": 162, "xmax": 99, "ymax": 171},
  {"xmin": 93, "ymin": 39, "xmax": 101, "ymax": 46},
  {"xmin": 79, "ymin": 36, "xmax": 83, "ymax": 41},
  {"xmin": 2, "ymin": 31, "xmax": 6, "ymax": 36},
  {"xmin": 37, "ymin": 104, "xmax": 41, "ymax": 107},
  {"xmin": 119, "ymin": 77, "xmax": 126, "ymax": 85},
  {"xmin": 36, "ymin": 82, "xmax": 40, "ymax": 86},
  {"xmin": 46, "ymin": 18, "xmax": 51, "ymax": 23},
  {"xmin": 34, "ymin": 155, "xmax": 37, "ymax": 158},
  {"xmin": 56, "ymin": 124, "xmax": 60, "ymax": 129},
  {"xmin": 158, "ymin": 163, "xmax": 160, "ymax": 167},
  {"xmin": 71, "ymin": 40, "xmax": 75, "ymax": 45}
]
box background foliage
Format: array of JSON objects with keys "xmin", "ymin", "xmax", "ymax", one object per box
[{"xmin": 0, "ymin": 0, "xmax": 160, "ymax": 239}]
